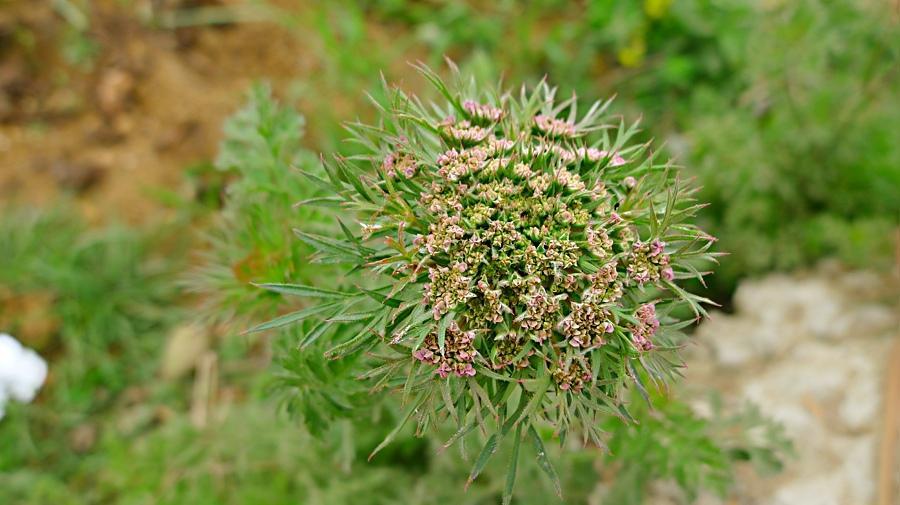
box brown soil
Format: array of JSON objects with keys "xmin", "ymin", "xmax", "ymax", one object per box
[{"xmin": 0, "ymin": 0, "xmax": 316, "ymax": 223}]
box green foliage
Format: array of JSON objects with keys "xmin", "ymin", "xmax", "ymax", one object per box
[
  {"xmin": 79, "ymin": 395, "xmax": 779, "ymax": 505},
  {"xmin": 185, "ymin": 84, "xmax": 377, "ymax": 430},
  {"xmin": 600, "ymin": 391, "xmax": 791, "ymax": 504},
  {"xmin": 0, "ymin": 206, "xmax": 183, "ymax": 490},
  {"xmin": 269, "ymin": 327, "xmax": 379, "ymax": 434},
  {"xmin": 4, "ymin": 398, "xmax": 592, "ymax": 505},
  {"xmin": 89, "ymin": 405, "xmax": 409, "ymax": 505},
  {"xmin": 683, "ymin": 0, "xmax": 900, "ymax": 289},
  {"xmin": 187, "ymin": 83, "xmax": 333, "ymax": 322}
]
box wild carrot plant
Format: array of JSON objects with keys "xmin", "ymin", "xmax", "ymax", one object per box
[{"xmin": 252, "ymin": 65, "xmax": 717, "ymax": 500}]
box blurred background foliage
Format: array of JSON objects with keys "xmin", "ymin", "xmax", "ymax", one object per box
[{"xmin": 0, "ymin": 0, "xmax": 893, "ymax": 503}]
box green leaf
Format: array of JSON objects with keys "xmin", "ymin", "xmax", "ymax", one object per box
[
  {"xmin": 297, "ymin": 168, "xmax": 335, "ymax": 191},
  {"xmin": 412, "ymin": 61, "xmax": 461, "ymax": 112},
  {"xmin": 337, "ymin": 218, "xmax": 361, "ymax": 247},
  {"xmin": 442, "ymin": 416, "xmax": 482, "ymax": 450},
  {"xmin": 334, "ymin": 156, "xmax": 376, "ymax": 203},
  {"xmin": 298, "ymin": 318, "xmax": 333, "ymax": 349},
  {"xmin": 368, "ymin": 392, "xmax": 427, "ymax": 461},
  {"xmin": 255, "ymin": 282, "xmax": 349, "ymax": 299},
  {"xmin": 326, "ymin": 313, "xmax": 383, "ymax": 359},
  {"xmin": 502, "ymin": 424, "xmax": 523, "ymax": 505},
  {"xmin": 628, "ymin": 361, "xmax": 653, "ymax": 408},
  {"xmin": 320, "ymin": 156, "xmax": 344, "ymax": 188},
  {"xmin": 514, "ymin": 373, "xmax": 550, "ymax": 426},
  {"xmin": 360, "ymin": 286, "xmax": 403, "ymax": 308},
  {"xmin": 663, "ymin": 279, "xmax": 717, "ymax": 318},
  {"xmin": 441, "ymin": 380, "xmax": 460, "ymax": 427},
  {"xmin": 293, "ymin": 196, "xmax": 344, "ymax": 207},
  {"xmin": 474, "ymin": 365, "xmax": 534, "ymax": 384},
  {"xmin": 327, "ymin": 310, "xmax": 379, "ymax": 323},
  {"xmin": 466, "ymin": 433, "xmax": 501, "ymax": 489},
  {"xmin": 528, "ymin": 424, "xmax": 562, "ymax": 498},
  {"xmin": 294, "ymin": 230, "xmax": 362, "ymax": 259},
  {"xmin": 245, "ymin": 302, "xmax": 337, "ymax": 334},
  {"xmin": 437, "ymin": 311, "xmax": 454, "ymax": 355}
]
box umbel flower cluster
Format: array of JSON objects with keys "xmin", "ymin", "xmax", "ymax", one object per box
[{"xmin": 253, "ymin": 66, "xmax": 716, "ymax": 496}]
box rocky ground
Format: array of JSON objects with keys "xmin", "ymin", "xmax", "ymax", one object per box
[{"xmin": 682, "ymin": 263, "xmax": 900, "ymax": 505}]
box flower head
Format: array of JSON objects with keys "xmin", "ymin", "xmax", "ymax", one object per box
[
  {"xmin": 462, "ymin": 99, "xmax": 504, "ymax": 124},
  {"xmin": 413, "ymin": 322, "xmax": 478, "ymax": 378},
  {"xmin": 629, "ymin": 303, "xmax": 660, "ymax": 351},
  {"xmin": 534, "ymin": 114, "xmax": 576, "ymax": 138},
  {"xmin": 264, "ymin": 67, "xmax": 717, "ymax": 480},
  {"xmin": 383, "ymin": 151, "xmax": 418, "ymax": 178}
]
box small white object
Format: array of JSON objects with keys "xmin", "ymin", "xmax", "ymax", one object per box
[{"xmin": 0, "ymin": 333, "xmax": 48, "ymax": 419}]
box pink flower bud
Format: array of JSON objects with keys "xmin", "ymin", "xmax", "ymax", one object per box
[
  {"xmin": 413, "ymin": 348, "xmax": 434, "ymax": 362},
  {"xmin": 661, "ymin": 267, "xmax": 675, "ymax": 281}
]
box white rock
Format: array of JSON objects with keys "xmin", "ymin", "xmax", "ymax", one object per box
[
  {"xmin": 739, "ymin": 341, "xmax": 857, "ymax": 442},
  {"xmin": 837, "ymin": 359, "xmax": 881, "ymax": 432},
  {"xmin": 733, "ymin": 276, "xmax": 846, "ymax": 340},
  {"xmin": 694, "ymin": 491, "xmax": 726, "ymax": 505},
  {"xmin": 836, "ymin": 436, "xmax": 876, "ymax": 504},
  {"xmin": 689, "ymin": 267, "xmax": 895, "ymax": 505},
  {"xmin": 741, "ymin": 390, "xmax": 819, "ymax": 442},
  {"xmin": 744, "ymin": 341, "xmax": 848, "ymax": 400},
  {"xmin": 835, "ymin": 270, "xmax": 887, "ymax": 298},
  {"xmin": 846, "ymin": 305, "xmax": 897, "ymax": 338},
  {"xmin": 769, "ymin": 473, "xmax": 844, "ymax": 505},
  {"xmin": 697, "ymin": 313, "xmax": 795, "ymax": 366},
  {"xmin": 731, "ymin": 275, "xmax": 781, "ymax": 317},
  {"xmin": 644, "ymin": 480, "xmax": 725, "ymax": 505}
]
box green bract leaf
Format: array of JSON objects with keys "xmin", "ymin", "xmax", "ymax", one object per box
[
  {"xmin": 528, "ymin": 424, "xmax": 562, "ymax": 498},
  {"xmin": 255, "ymin": 282, "xmax": 349, "ymax": 299},
  {"xmin": 245, "ymin": 302, "xmax": 341, "ymax": 334}
]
